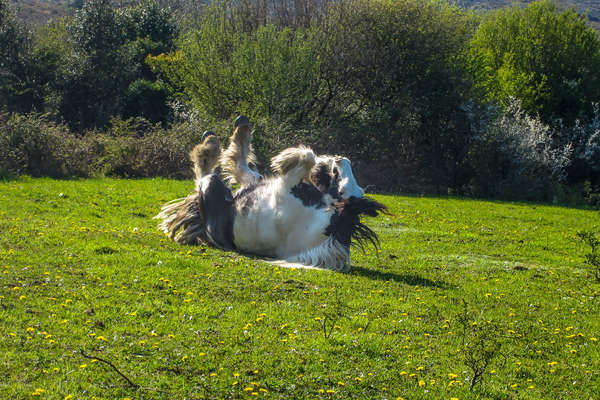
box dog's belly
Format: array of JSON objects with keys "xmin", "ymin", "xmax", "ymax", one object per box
[{"xmin": 232, "ymin": 192, "xmax": 333, "ymax": 258}]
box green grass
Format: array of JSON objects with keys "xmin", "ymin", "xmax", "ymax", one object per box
[{"xmin": 1, "ymin": 177, "xmax": 599, "ymax": 399}]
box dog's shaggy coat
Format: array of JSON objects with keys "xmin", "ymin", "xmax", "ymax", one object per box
[{"xmin": 156, "ymin": 121, "xmax": 386, "ymax": 271}]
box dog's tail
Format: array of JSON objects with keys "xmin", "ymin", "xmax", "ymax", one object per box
[{"xmin": 155, "ymin": 194, "xmax": 205, "ymax": 245}]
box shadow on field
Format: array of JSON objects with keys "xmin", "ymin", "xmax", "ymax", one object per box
[{"xmin": 351, "ymin": 265, "xmax": 450, "ymax": 288}]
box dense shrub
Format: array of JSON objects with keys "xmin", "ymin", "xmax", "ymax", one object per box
[
  {"xmin": 0, "ymin": 113, "xmax": 207, "ymax": 179},
  {"xmin": 0, "ymin": 113, "xmax": 85, "ymax": 177},
  {"xmin": 555, "ymin": 104, "xmax": 600, "ymax": 182},
  {"xmin": 466, "ymin": 99, "xmax": 572, "ymax": 200}
]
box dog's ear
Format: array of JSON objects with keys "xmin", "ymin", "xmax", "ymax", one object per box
[{"xmin": 310, "ymin": 162, "xmax": 332, "ymax": 192}]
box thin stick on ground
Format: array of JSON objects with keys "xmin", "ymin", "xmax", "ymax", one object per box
[{"xmin": 79, "ymin": 349, "xmax": 139, "ymax": 388}]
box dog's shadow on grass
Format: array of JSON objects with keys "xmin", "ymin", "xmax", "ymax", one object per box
[{"xmin": 351, "ymin": 265, "xmax": 451, "ymax": 289}]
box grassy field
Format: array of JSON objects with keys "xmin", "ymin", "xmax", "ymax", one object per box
[{"xmin": 1, "ymin": 177, "xmax": 599, "ymax": 399}]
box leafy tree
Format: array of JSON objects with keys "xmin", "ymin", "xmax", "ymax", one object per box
[
  {"xmin": 313, "ymin": 0, "xmax": 475, "ymax": 184},
  {"xmin": 149, "ymin": 4, "xmax": 322, "ymax": 123},
  {"xmin": 469, "ymin": 0, "xmax": 600, "ymax": 124},
  {"xmin": 57, "ymin": 0, "xmax": 178, "ymax": 130},
  {"xmin": 0, "ymin": 0, "xmax": 36, "ymax": 112}
]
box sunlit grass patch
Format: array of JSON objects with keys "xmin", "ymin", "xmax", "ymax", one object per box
[{"xmin": 0, "ymin": 178, "xmax": 598, "ymax": 399}]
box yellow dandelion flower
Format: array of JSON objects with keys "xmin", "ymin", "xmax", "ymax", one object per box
[{"xmin": 418, "ymin": 379, "xmax": 426, "ymax": 387}]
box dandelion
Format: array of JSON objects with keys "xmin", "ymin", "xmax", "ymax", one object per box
[
  {"xmin": 418, "ymin": 380, "xmax": 426, "ymax": 387},
  {"xmin": 80, "ymin": 364, "xmax": 87, "ymax": 369}
]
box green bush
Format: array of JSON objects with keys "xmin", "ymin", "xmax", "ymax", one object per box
[
  {"xmin": 468, "ymin": 0, "xmax": 600, "ymax": 124},
  {"xmin": 466, "ymin": 99, "xmax": 572, "ymax": 200},
  {"xmin": 149, "ymin": 9, "xmax": 323, "ymax": 124},
  {"xmin": 0, "ymin": 113, "xmax": 79, "ymax": 177},
  {"xmin": 0, "ymin": 113, "xmax": 207, "ymax": 179}
]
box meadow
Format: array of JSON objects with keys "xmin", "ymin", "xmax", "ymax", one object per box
[{"xmin": 1, "ymin": 177, "xmax": 598, "ymax": 399}]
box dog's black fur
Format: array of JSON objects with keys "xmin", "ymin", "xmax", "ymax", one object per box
[{"xmin": 325, "ymin": 197, "xmax": 387, "ymax": 253}]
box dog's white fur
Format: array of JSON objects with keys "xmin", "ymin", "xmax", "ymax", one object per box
[{"xmin": 157, "ymin": 122, "xmax": 366, "ymax": 271}]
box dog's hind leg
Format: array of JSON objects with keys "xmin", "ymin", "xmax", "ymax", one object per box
[
  {"xmin": 190, "ymin": 131, "xmax": 221, "ymax": 191},
  {"xmin": 220, "ymin": 116, "xmax": 263, "ymax": 186}
]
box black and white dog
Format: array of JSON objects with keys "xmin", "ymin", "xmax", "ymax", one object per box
[{"xmin": 156, "ymin": 117, "xmax": 386, "ymax": 272}]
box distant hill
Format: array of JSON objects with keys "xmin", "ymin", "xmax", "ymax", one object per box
[
  {"xmin": 458, "ymin": 0, "xmax": 600, "ymax": 31},
  {"xmin": 9, "ymin": 0, "xmax": 600, "ymax": 30},
  {"xmin": 9, "ymin": 0, "xmax": 70, "ymax": 25}
]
